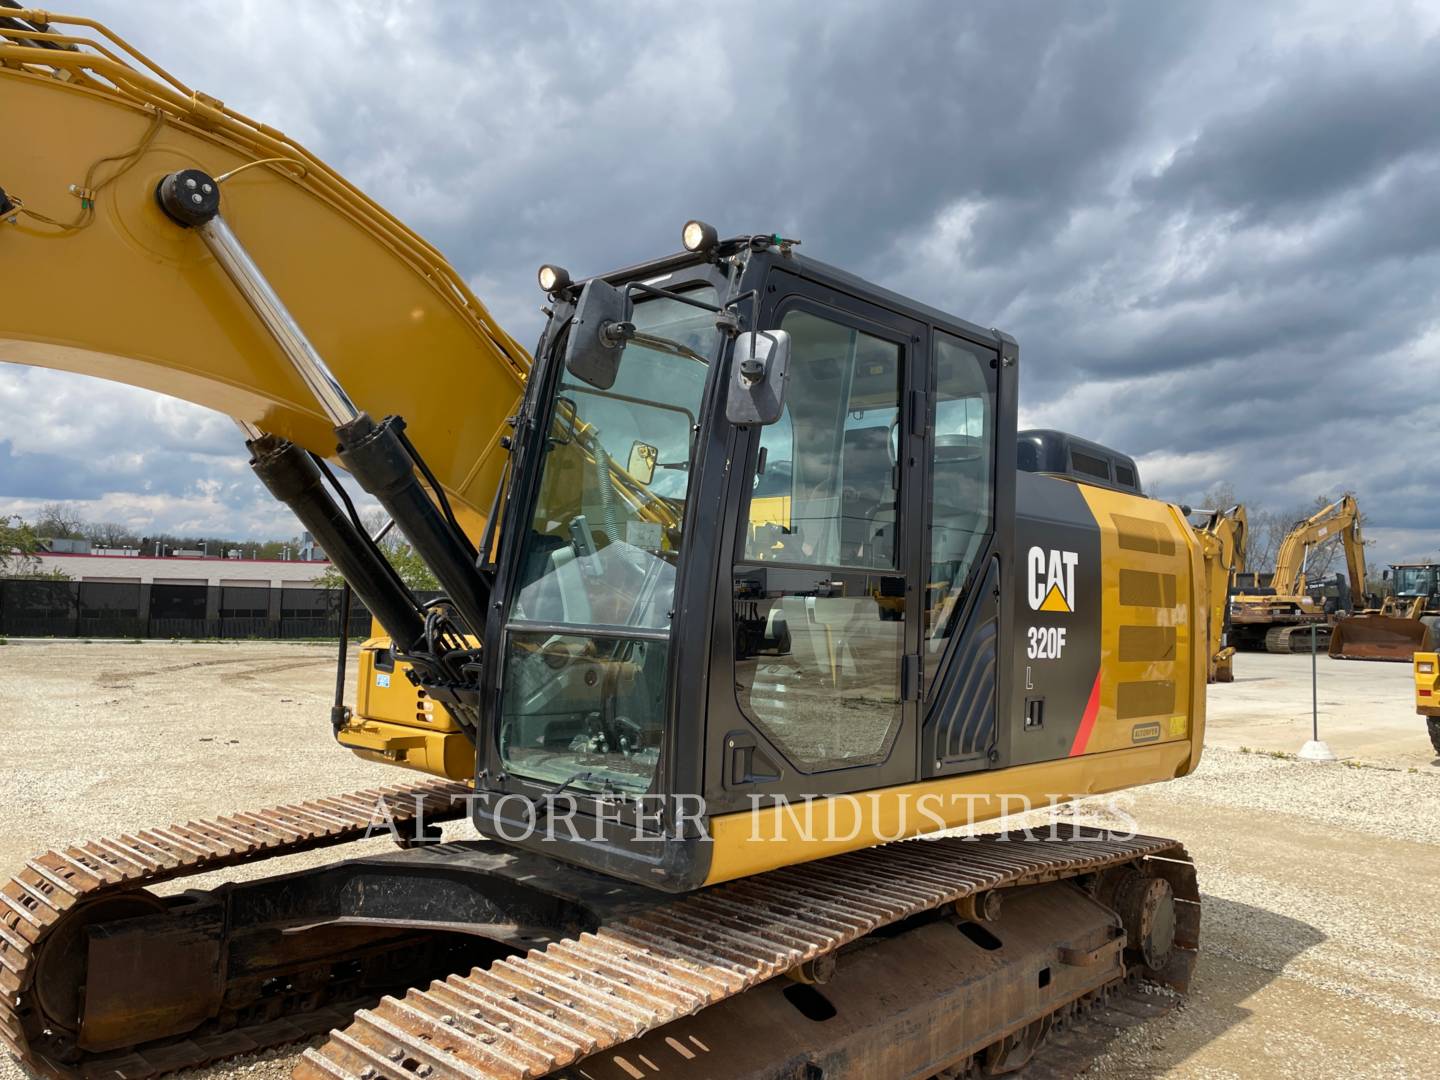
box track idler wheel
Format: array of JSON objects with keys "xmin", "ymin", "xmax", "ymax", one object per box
[
  {"xmin": 30, "ymin": 891, "xmax": 168, "ymax": 1039},
  {"xmin": 1096, "ymin": 866, "xmax": 1176, "ymax": 973}
]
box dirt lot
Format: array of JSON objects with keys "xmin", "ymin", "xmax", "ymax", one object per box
[{"xmin": 1, "ymin": 640, "xmax": 1438, "ymax": 1079}]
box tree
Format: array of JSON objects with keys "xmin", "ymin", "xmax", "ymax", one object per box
[
  {"xmin": 86, "ymin": 521, "xmax": 136, "ymax": 549},
  {"xmin": 1198, "ymin": 482, "xmax": 1238, "ymax": 513},
  {"xmin": 379, "ymin": 541, "xmax": 442, "ymax": 592},
  {"xmin": 314, "ymin": 515, "xmax": 439, "ymax": 593},
  {"xmin": 0, "ymin": 515, "xmax": 43, "ymax": 575},
  {"xmin": 34, "ymin": 502, "xmax": 86, "ymax": 541},
  {"xmin": 0, "ymin": 516, "xmax": 70, "ymax": 579}
]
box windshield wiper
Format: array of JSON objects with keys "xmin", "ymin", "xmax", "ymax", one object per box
[
  {"xmin": 612, "ymin": 326, "xmax": 709, "ymax": 366},
  {"xmin": 531, "ymin": 769, "xmax": 622, "ymax": 807}
]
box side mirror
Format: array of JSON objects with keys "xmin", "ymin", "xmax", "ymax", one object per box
[
  {"xmin": 726, "ymin": 330, "xmax": 791, "ymax": 426},
  {"xmin": 627, "ymin": 440, "xmax": 658, "ymax": 485},
  {"xmin": 564, "ymin": 279, "xmax": 627, "ymax": 389},
  {"xmin": 1383, "ymin": 569, "xmax": 1391, "ymax": 580}
]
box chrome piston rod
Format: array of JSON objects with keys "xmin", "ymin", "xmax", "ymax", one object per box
[
  {"xmin": 156, "ymin": 167, "xmax": 492, "ymax": 639},
  {"xmin": 199, "ymin": 215, "xmax": 360, "ymax": 428}
]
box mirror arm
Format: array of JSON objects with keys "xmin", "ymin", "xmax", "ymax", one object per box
[{"xmin": 720, "ymin": 289, "xmax": 760, "ymax": 338}]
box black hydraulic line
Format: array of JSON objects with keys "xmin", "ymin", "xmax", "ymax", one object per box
[
  {"xmin": 310, "ymin": 451, "xmax": 367, "ymax": 534},
  {"xmin": 392, "ymin": 423, "xmax": 475, "ymax": 561},
  {"xmin": 248, "ymin": 433, "xmax": 426, "ymax": 652},
  {"xmin": 476, "ymin": 455, "xmax": 509, "ymax": 574},
  {"xmin": 335, "ymin": 412, "xmax": 491, "ymax": 640},
  {"xmin": 332, "ymin": 582, "xmax": 352, "ymax": 732}
]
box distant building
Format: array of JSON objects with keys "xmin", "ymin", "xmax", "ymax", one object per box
[
  {"xmin": 2, "ymin": 551, "xmax": 347, "ymax": 637},
  {"xmin": 28, "ymin": 550, "xmax": 333, "ymax": 588}
]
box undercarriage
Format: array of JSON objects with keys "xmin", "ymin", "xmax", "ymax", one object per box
[{"xmin": 2, "ymin": 783, "xmax": 1198, "ymax": 1080}]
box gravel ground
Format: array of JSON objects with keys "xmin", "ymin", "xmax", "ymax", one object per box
[{"xmin": 2, "ymin": 641, "xmax": 1438, "ymax": 1079}]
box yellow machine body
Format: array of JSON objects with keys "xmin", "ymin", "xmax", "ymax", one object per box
[
  {"xmin": 1333, "ymin": 563, "xmax": 1439, "ymax": 662},
  {"xmin": 4, "ymin": 9, "xmax": 1203, "ymax": 883},
  {"xmin": 0, "ymin": 14, "xmax": 1219, "ymax": 1079},
  {"xmin": 1414, "ymin": 652, "xmax": 1440, "ymax": 718},
  {"xmin": 339, "ymin": 479, "xmax": 1207, "ymax": 886}
]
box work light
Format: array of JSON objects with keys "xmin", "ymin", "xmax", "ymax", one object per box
[
  {"xmin": 537, "ymin": 264, "xmax": 571, "ymax": 293},
  {"xmin": 682, "ymin": 219, "xmax": 718, "ymax": 253}
]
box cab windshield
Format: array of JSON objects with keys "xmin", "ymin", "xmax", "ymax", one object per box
[
  {"xmin": 499, "ymin": 285, "xmax": 718, "ymax": 793},
  {"xmin": 1393, "ymin": 566, "xmax": 1438, "ymax": 597}
]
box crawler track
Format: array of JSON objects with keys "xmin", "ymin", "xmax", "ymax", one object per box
[
  {"xmin": 297, "ymin": 831, "xmax": 1198, "ymax": 1080},
  {"xmin": 1264, "ymin": 623, "xmax": 1331, "ymax": 654},
  {"xmin": 2, "ymin": 789, "xmax": 1198, "ymax": 1080},
  {"xmin": 0, "ymin": 779, "xmax": 473, "ymax": 1080}
]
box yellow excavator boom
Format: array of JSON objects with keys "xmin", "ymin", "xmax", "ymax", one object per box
[
  {"xmin": 1271, "ymin": 493, "xmax": 1365, "ymax": 599},
  {"xmin": 0, "ymin": 9, "xmax": 528, "ymax": 529},
  {"xmin": 1195, "ymin": 504, "xmax": 1247, "ymax": 682}
]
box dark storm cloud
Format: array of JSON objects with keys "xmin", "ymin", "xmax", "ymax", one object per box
[
  {"xmin": 2, "ymin": 0, "xmax": 1438, "ymax": 564},
  {"xmin": 1135, "ymin": 36, "xmax": 1440, "ymax": 221}
]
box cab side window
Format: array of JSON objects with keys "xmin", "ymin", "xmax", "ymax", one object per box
[
  {"xmin": 734, "ymin": 307, "xmax": 906, "ymax": 771},
  {"xmin": 743, "ymin": 310, "xmax": 901, "ymax": 569},
  {"xmin": 925, "ymin": 332, "xmax": 996, "ymax": 658}
]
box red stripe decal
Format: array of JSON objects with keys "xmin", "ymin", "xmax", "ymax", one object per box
[{"xmin": 1068, "ymin": 670, "xmax": 1103, "ymax": 757}]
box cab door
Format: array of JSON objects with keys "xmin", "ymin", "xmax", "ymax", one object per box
[{"xmin": 705, "ymin": 271, "xmax": 928, "ymax": 805}]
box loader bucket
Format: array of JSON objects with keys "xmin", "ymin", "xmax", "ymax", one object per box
[{"xmin": 1328, "ymin": 614, "xmax": 1433, "ymax": 661}]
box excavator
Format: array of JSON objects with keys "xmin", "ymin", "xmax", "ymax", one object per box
[
  {"xmin": 1229, "ymin": 494, "xmax": 1365, "ymax": 654},
  {"xmin": 1193, "ymin": 505, "xmax": 1247, "ymax": 683},
  {"xmin": 1330, "ymin": 563, "xmax": 1439, "ymax": 662},
  {"xmin": 0, "ymin": 10, "xmax": 1204, "ymax": 1079}
]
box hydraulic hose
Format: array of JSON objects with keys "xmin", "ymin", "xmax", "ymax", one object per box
[
  {"xmin": 248, "ymin": 433, "xmax": 425, "ymax": 652},
  {"xmin": 336, "ymin": 412, "xmax": 492, "ymax": 639}
]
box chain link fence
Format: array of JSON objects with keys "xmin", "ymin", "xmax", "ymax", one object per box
[{"xmin": 0, "ymin": 579, "xmax": 377, "ymax": 639}]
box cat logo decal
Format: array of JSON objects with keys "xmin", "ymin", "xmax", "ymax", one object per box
[{"xmin": 1027, "ymin": 547, "xmax": 1078, "ymax": 613}]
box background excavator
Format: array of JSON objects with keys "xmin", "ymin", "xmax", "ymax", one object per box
[
  {"xmin": 0, "ymin": 9, "xmax": 1204, "ymax": 1079},
  {"xmin": 1194, "ymin": 505, "xmax": 1247, "ymax": 683},
  {"xmin": 1229, "ymin": 494, "xmax": 1366, "ymax": 654}
]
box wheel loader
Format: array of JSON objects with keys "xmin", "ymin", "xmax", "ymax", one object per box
[
  {"xmin": 1330, "ymin": 563, "xmax": 1439, "ymax": 662},
  {"xmin": 1416, "ymin": 652, "xmax": 1440, "ymax": 757},
  {"xmin": 0, "ymin": 10, "xmax": 1204, "ymax": 1079}
]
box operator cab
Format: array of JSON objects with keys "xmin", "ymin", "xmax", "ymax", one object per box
[
  {"xmin": 1390, "ymin": 564, "xmax": 1440, "ymax": 600},
  {"xmin": 475, "ymin": 223, "xmax": 1017, "ymax": 887}
]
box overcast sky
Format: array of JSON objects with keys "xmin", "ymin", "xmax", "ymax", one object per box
[{"xmin": 3, "ymin": 0, "xmax": 1438, "ymax": 565}]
